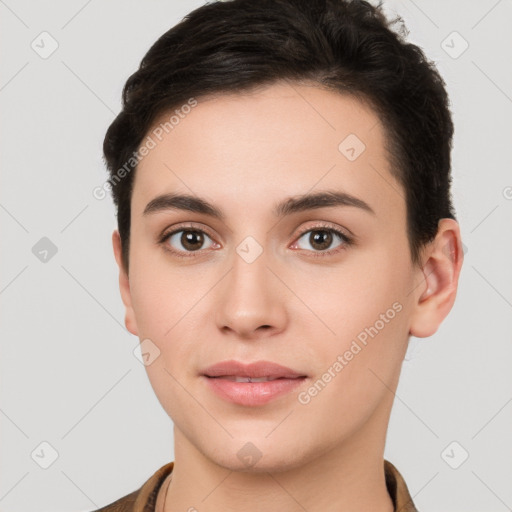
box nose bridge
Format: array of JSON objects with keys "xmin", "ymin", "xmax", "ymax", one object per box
[
  {"xmin": 215, "ymin": 234, "xmax": 286, "ymax": 334},
  {"xmin": 230, "ymin": 235, "xmax": 273, "ymax": 302}
]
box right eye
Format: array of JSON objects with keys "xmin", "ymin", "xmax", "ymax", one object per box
[{"xmin": 159, "ymin": 227, "xmax": 220, "ymax": 257}]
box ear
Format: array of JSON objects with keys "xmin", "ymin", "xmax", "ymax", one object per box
[
  {"xmin": 409, "ymin": 218, "xmax": 464, "ymax": 338},
  {"xmin": 112, "ymin": 230, "xmax": 138, "ymax": 336}
]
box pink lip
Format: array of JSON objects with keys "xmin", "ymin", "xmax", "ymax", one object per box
[{"xmin": 200, "ymin": 360, "xmax": 308, "ymax": 407}]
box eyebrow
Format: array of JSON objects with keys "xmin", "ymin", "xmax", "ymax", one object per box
[{"xmin": 142, "ymin": 190, "xmax": 376, "ymax": 220}]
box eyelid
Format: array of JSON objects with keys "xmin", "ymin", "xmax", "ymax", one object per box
[
  {"xmin": 292, "ymin": 220, "xmax": 352, "ymax": 241},
  {"xmin": 158, "ymin": 222, "xmax": 217, "ymax": 242}
]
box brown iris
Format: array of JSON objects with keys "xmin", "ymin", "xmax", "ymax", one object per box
[
  {"xmin": 308, "ymin": 230, "xmax": 333, "ymax": 251},
  {"xmin": 180, "ymin": 230, "xmax": 205, "ymax": 251}
]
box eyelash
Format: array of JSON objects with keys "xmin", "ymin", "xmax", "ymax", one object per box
[{"xmin": 157, "ymin": 222, "xmax": 354, "ymax": 259}]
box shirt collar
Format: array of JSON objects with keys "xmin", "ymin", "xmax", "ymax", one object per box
[{"xmin": 384, "ymin": 459, "xmax": 418, "ymax": 511}]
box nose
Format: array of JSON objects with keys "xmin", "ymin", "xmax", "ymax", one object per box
[{"xmin": 214, "ymin": 245, "xmax": 288, "ymax": 339}]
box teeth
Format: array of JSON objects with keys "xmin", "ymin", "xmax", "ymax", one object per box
[{"xmin": 227, "ymin": 376, "xmax": 281, "ymax": 382}]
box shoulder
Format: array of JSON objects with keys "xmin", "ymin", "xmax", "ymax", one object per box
[{"xmin": 87, "ymin": 461, "xmax": 175, "ymax": 512}]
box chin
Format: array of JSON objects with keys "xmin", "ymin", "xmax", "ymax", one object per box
[{"xmin": 203, "ymin": 439, "xmax": 310, "ymax": 474}]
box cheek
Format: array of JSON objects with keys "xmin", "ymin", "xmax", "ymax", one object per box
[
  {"xmin": 295, "ymin": 249, "xmax": 410, "ymax": 381},
  {"xmin": 291, "ymin": 258, "xmax": 405, "ymax": 338},
  {"xmin": 128, "ymin": 245, "xmax": 191, "ymax": 339},
  {"xmin": 128, "ymin": 252, "xmax": 207, "ymax": 371},
  {"xmin": 298, "ymin": 301, "xmax": 407, "ymax": 440},
  {"xmin": 132, "ymin": 275, "xmax": 201, "ymax": 422}
]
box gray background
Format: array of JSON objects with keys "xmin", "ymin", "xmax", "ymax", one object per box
[{"xmin": 1, "ymin": 1, "xmax": 511, "ymax": 511}]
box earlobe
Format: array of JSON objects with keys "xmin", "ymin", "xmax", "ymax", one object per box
[
  {"xmin": 409, "ymin": 219, "xmax": 464, "ymax": 338},
  {"xmin": 112, "ymin": 230, "xmax": 138, "ymax": 336}
]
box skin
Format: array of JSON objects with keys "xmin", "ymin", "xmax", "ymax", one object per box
[{"xmin": 112, "ymin": 81, "xmax": 464, "ymax": 512}]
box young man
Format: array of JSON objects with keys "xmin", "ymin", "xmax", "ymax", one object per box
[{"xmin": 96, "ymin": 0, "xmax": 464, "ymax": 510}]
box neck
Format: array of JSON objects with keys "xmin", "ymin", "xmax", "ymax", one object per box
[{"xmin": 162, "ymin": 411, "xmax": 395, "ymax": 512}]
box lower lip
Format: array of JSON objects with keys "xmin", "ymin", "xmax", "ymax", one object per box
[{"xmin": 202, "ymin": 376, "xmax": 307, "ymax": 406}]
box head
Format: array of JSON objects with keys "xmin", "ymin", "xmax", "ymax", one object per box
[{"xmin": 104, "ymin": 0, "xmax": 463, "ymax": 472}]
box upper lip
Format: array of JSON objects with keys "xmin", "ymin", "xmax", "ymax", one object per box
[{"xmin": 201, "ymin": 360, "xmax": 307, "ymax": 379}]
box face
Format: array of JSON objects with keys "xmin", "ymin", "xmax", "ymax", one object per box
[{"xmin": 113, "ymin": 81, "xmax": 453, "ymax": 472}]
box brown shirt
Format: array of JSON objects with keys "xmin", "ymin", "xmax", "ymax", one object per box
[{"xmin": 91, "ymin": 459, "xmax": 418, "ymax": 512}]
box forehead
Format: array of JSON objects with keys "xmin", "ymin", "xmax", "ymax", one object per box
[{"xmin": 132, "ymin": 81, "xmax": 402, "ymax": 223}]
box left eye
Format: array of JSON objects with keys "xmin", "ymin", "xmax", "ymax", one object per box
[{"xmin": 293, "ymin": 228, "xmax": 349, "ymax": 252}]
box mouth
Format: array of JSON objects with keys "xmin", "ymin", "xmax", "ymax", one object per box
[{"xmin": 200, "ymin": 360, "xmax": 308, "ymax": 406}]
